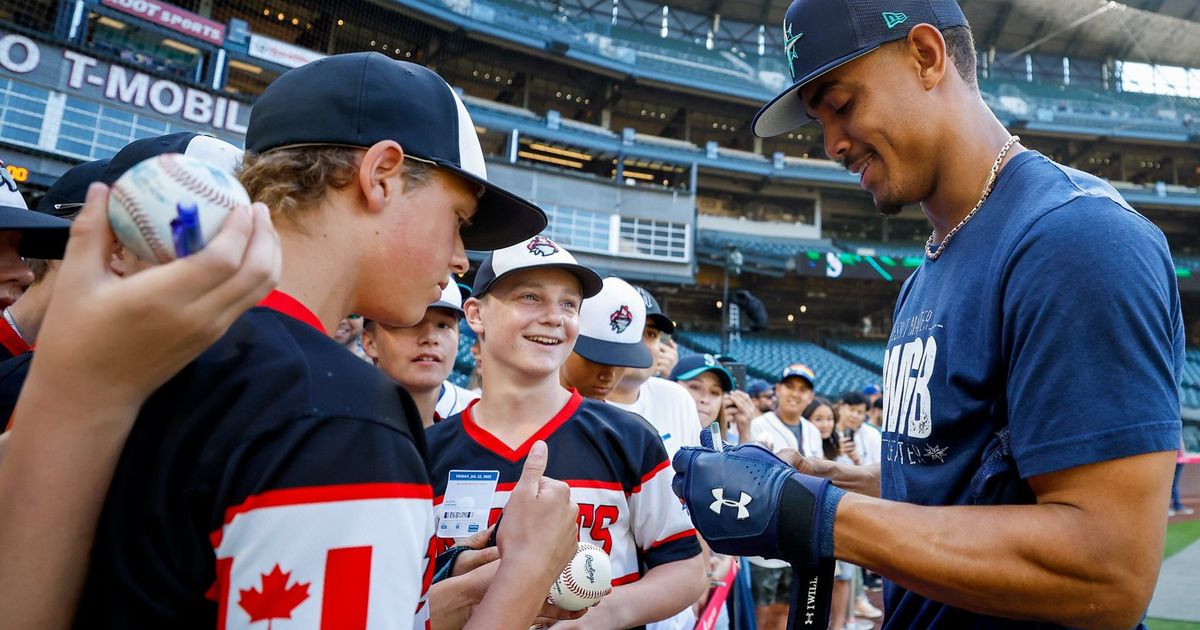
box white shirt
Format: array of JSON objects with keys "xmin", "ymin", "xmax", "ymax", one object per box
[
  {"xmin": 749, "ymin": 411, "xmax": 823, "ymax": 458},
  {"xmin": 608, "ymin": 377, "xmax": 703, "ymax": 461},
  {"xmin": 854, "ymin": 421, "xmax": 882, "ymax": 467},
  {"xmin": 434, "ymin": 381, "xmax": 479, "ymax": 420}
]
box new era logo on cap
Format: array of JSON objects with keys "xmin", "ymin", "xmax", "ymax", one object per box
[
  {"xmin": 882, "ymin": 12, "xmax": 909, "ymax": 29},
  {"xmin": 471, "ymin": 235, "xmax": 603, "ymax": 299},
  {"xmin": 574, "ymin": 277, "xmax": 653, "ymax": 369}
]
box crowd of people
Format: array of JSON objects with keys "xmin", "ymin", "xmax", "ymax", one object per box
[{"xmin": 0, "ymin": 0, "xmax": 1188, "ymax": 628}]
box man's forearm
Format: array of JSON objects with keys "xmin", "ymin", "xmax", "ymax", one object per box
[
  {"xmin": 465, "ymin": 559, "xmax": 554, "ymax": 630},
  {"xmin": 833, "ymin": 453, "xmax": 1173, "ymax": 629},
  {"xmin": 599, "ymin": 555, "xmax": 707, "ymax": 628}
]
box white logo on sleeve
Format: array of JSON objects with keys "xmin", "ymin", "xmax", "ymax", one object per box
[{"xmin": 709, "ymin": 488, "xmax": 752, "ymax": 519}]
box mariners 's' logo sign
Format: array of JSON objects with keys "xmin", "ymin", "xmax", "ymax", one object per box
[
  {"xmin": 610, "ymin": 305, "xmax": 633, "ymax": 333},
  {"xmin": 527, "ymin": 235, "xmax": 559, "ymax": 256},
  {"xmin": 709, "ymin": 488, "xmax": 752, "ymax": 519},
  {"xmin": 0, "ymin": 162, "xmax": 18, "ymax": 193}
]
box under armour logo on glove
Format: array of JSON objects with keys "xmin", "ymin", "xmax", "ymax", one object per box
[{"xmin": 710, "ymin": 488, "xmax": 752, "ymax": 519}]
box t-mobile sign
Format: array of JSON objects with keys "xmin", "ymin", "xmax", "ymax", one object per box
[{"xmin": 101, "ymin": 0, "xmax": 226, "ymax": 47}]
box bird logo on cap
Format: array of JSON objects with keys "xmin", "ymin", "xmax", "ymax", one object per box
[
  {"xmin": 610, "ymin": 305, "xmax": 633, "ymax": 334},
  {"xmin": 527, "ymin": 235, "xmax": 560, "ymax": 257},
  {"xmin": 0, "ymin": 162, "xmax": 17, "ymax": 193}
]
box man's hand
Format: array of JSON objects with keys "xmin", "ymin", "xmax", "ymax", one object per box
[
  {"xmin": 776, "ymin": 448, "xmax": 881, "ymax": 498},
  {"xmin": 449, "ymin": 527, "xmax": 499, "ymax": 578},
  {"xmin": 496, "ymin": 440, "xmax": 578, "ymax": 577},
  {"xmin": 671, "ymin": 441, "xmax": 843, "ymax": 567}
]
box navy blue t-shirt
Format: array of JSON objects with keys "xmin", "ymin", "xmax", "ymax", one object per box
[{"xmin": 879, "ymin": 150, "xmax": 1183, "ymax": 629}]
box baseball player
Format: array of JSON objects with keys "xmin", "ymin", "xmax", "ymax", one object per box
[
  {"xmin": 66, "ymin": 53, "xmax": 579, "ymax": 630},
  {"xmin": 608, "ymin": 286, "xmax": 704, "ymax": 462},
  {"xmin": 363, "ymin": 277, "xmax": 478, "ymax": 425},
  {"xmin": 428, "ymin": 236, "xmax": 706, "ymax": 629},
  {"xmin": 672, "ymin": 0, "xmax": 1183, "ymax": 627}
]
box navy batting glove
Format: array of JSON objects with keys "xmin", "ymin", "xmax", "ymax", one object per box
[{"xmin": 671, "ymin": 441, "xmax": 844, "ymax": 568}]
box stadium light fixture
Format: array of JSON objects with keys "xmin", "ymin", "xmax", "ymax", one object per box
[
  {"xmin": 622, "ymin": 170, "xmax": 656, "ymax": 181},
  {"xmin": 517, "ymin": 150, "xmax": 584, "ymax": 169},
  {"xmin": 529, "ymin": 143, "xmax": 593, "ymax": 161},
  {"xmin": 162, "ymin": 39, "xmax": 200, "ymax": 55},
  {"xmin": 716, "ymin": 300, "xmax": 723, "ymax": 309},
  {"xmin": 800, "ymin": 305, "xmax": 808, "ymax": 313},
  {"xmin": 787, "ymin": 314, "xmax": 795, "ymax": 322},
  {"xmin": 97, "ymin": 16, "xmax": 126, "ymax": 30},
  {"xmin": 229, "ymin": 60, "xmax": 264, "ymax": 74}
]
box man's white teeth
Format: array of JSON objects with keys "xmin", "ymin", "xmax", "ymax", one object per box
[{"xmin": 527, "ymin": 335, "xmax": 560, "ymax": 345}]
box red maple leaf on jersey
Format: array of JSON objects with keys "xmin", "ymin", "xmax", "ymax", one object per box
[{"xmin": 238, "ymin": 564, "xmax": 311, "ymax": 629}]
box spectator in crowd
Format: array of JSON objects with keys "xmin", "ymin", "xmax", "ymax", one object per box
[
  {"xmin": 334, "ymin": 315, "xmax": 369, "ymax": 360},
  {"xmin": 362, "ymin": 278, "xmax": 477, "ymax": 426},
  {"xmin": 750, "ymin": 363, "xmax": 822, "ymax": 457},
  {"xmin": 0, "ymin": 163, "xmax": 70, "ymax": 320},
  {"xmin": 610, "ymin": 286, "xmax": 703, "ymax": 463},
  {"xmin": 838, "ymin": 390, "xmax": 882, "ymax": 467},
  {"xmin": 1171, "ymin": 435, "xmax": 1194, "ymax": 517},
  {"xmin": 656, "ymin": 333, "xmax": 679, "ymax": 377},
  {"xmin": 747, "ymin": 378, "xmax": 777, "ymax": 414},
  {"xmin": 722, "ymin": 388, "xmax": 759, "ymax": 445},
  {"xmin": 868, "ymin": 396, "xmax": 884, "ymax": 430},
  {"xmin": 430, "ymin": 236, "xmax": 706, "ymax": 628},
  {"xmin": 559, "ymin": 277, "xmax": 653, "ymax": 401},
  {"xmin": 862, "ymin": 383, "xmax": 882, "ymax": 406}
]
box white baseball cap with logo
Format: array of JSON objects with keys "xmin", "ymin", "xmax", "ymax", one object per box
[
  {"xmin": 471, "ymin": 235, "xmax": 603, "ymax": 299},
  {"xmin": 573, "ymin": 277, "xmax": 653, "ymax": 369}
]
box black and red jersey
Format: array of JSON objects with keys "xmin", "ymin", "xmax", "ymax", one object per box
[
  {"xmin": 427, "ymin": 391, "xmax": 701, "ymax": 588},
  {"xmin": 74, "ymin": 291, "xmax": 435, "ymax": 630}
]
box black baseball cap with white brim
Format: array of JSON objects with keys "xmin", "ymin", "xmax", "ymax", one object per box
[
  {"xmin": 103, "ymin": 132, "xmax": 242, "ymax": 183},
  {"xmin": 0, "ymin": 161, "xmax": 72, "ymax": 258},
  {"xmin": 244, "ymin": 52, "xmax": 546, "ymax": 250},
  {"xmin": 471, "ymin": 236, "xmax": 602, "ymax": 300},
  {"xmin": 752, "ymin": 0, "xmax": 967, "ymax": 137},
  {"xmin": 574, "ymin": 277, "xmax": 653, "ymax": 369}
]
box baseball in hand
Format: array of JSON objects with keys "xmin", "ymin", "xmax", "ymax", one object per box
[
  {"xmin": 108, "ymin": 153, "xmax": 251, "ymax": 263},
  {"xmin": 547, "ymin": 542, "xmax": 612, "ymax": 611}
]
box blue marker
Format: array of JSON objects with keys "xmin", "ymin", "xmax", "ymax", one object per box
[{"xmin": 171, "ymin": 202, "xmax": 202, "ymax": 258}]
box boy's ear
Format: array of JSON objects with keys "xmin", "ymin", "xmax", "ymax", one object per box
[{"xmin": 464, "ymin": 297, "xmax": 485, "ymax": 336}]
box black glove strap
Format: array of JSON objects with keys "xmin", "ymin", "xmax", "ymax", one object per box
[{"xmin": 786, "ymin": 557, "xmax": 836, "ymax": 629}]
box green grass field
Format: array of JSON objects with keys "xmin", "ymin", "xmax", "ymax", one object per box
[{"xmin": 1146, "ymin": 518, "xmax": 1200, "ymax": 629}]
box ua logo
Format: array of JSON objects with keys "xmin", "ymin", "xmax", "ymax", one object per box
[
  {"xmin": 527, "ymin": 235, "xmax": 559, "ymax": 256},
  {"xmin": 709, "ymin": 488, "xmax": 751, "ymax": 520}
]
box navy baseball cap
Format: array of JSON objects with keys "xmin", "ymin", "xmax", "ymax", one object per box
[
  {"xmin": 752, "ymin": 0, "xmax": 968, "ymax": 137},
  {"xmin": 746, "ymin": 378, "xmax": 773, "ymax": 397},
  {"xmin": 103, "ymin": 132, "xmax": 241, "ymax": 184},
  {"xmin": 635, "ymin": 285, "xmax": 674, "ymax": 334},
  {"xmin": 671, "ymin": 354, "xmax": 734, "ymax": 392},
  {"xmin": 245, "ymin": 52, "xmax": 546, "ymax": 251},
  {"xmin": 36, "ymin": 159, "xmax": 110, "ymax": 218},
  {"xmin": 472, "ymin": 235, "xmax": 602, "ymax": 299},
  {"xmin": 575, "ymin": 277, "xmax": 653, "ymax": 369},
  {"xmin": 0, "ymin": 161, "xmax": 71, "ymax": 258}
]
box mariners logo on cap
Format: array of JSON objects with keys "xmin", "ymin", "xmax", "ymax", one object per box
[
  {"xmin": 527, "ymin": 235, "xmax": 560, "ymax": 257},
  {"xmin": 704, "ymin": 354, "xmax": 719, "ymax": 366},
  {"xmin": 610, "ymin": 305, "xmax": 633, "ymax": 334},
  {"xmin": 783, "ymin": 21, "xmax": 803, "ymax": 78},
  {"xmin": 0, "ymin": 162, "xmax": 18, "ymax": 193}
]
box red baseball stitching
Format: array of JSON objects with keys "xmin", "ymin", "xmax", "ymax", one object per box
[
  {"xmin": 159, "ymin": 153, "xmax": 245, "ymax": 211},
  {"xmin": 560, "ymin": 569, "xmax": 606, "ymax": 602},
  {"xmin": 110, "ymin": 185, "xmax": 173, "ymax": 264}
]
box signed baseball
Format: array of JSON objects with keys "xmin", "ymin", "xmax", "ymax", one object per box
[
  {"xmin": 108, "ymin": 153, "xmax": 251, "ymax": 264},
  {"xmin": 547, "ymin": 542, "xmax": 611, "ymax": 611}
]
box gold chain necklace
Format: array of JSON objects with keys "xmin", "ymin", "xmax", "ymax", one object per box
[{"xmin": 925, "ymin": 135, "xmax": 1020, "ymax": 260}]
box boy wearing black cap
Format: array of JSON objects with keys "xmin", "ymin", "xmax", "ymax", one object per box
[
  {"xmin": 0, "ymin": 162, "xmax": 72, "ymax": 323},
  {"xmin": 71, "ymin": 53, "xmax": 579, "ymax": 630},
  {"xmin": 428, "ymin": 236, "xmax": 705, "ymax": 629}
]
